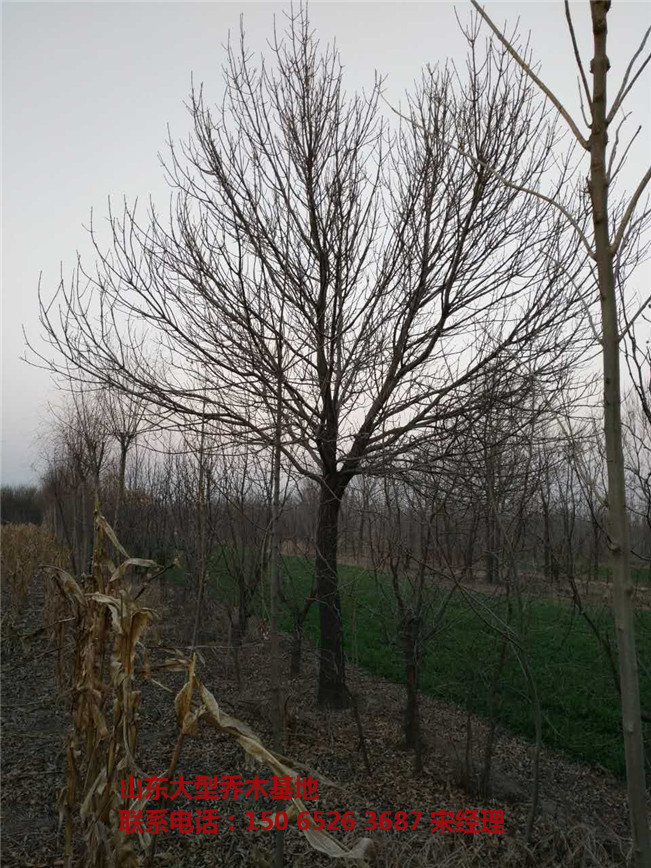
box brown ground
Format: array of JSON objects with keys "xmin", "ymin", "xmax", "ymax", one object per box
[{"xmin": 1, "ymin": 579, "xmax": 646, "ymax": 867}]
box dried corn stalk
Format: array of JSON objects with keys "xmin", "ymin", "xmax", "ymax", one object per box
[
  {"xmin": 1, "ymin": 523, "xmax": 68, "ymax": 612},
  {"xmin": 46, "ymin": 503, "xmax": 159, "ymax": 867},
  {"xmin": 48, "ymin": 506, "xmax": 374, "ymax": 866}
]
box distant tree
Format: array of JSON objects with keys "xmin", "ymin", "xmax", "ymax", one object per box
[
  {"xmin": 366, "ymin": 469, "xmax": 456, "ymax": 773},
  {"xmin": 0, "ymin": 485, "xmax": 43, "ymax": 525},
  {"xmin": 40, "ymin": 391, "xmax": 109, "ymax": 572},
  {"xmin": 101, "ymin": 380, "xmax": 150, "ymax": 530}
]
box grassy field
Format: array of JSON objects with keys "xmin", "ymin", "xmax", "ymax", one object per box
[{"xmin": 195, "ymin": 551, "xmax": 651, "ymax": 778}]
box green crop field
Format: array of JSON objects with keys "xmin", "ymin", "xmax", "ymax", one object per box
[{"xmin": 196, "ymin": 550, "xmax": 651, "ymax": 778}]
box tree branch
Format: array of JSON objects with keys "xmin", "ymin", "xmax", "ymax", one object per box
[
  {"xmin": 386, "ymin": 99, "xmax": 595, "ymax": 259},
  {"xmin": 470, "ymin": 0, "xmax": 589, "ymax": 149},
  {"xmin": 607, "ymin": 26, "xmax": 651, "ymax": 124},
  {"xmin": 611, "ymin": 166, "xmax": 651, "ymax": 255},
  {"xmin": 564, "ymin": 0, "xmax": 592, "ymax": 110}
]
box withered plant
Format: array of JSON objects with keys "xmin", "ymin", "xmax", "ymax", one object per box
[
  {"xmin": 46, "ymin": 506, "xmax": 375, "ymax": 866},
  {"xmin": 46, "ymin": 504, "xmax": 160, "ymax": 867},
  {"xmin": 1, "ymin": 523, "xmax": 68, "ymax": 614}
]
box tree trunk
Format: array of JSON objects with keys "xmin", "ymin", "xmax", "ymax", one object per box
[
  {"xmin": 465, "ymin": 513, "xmax": 479, "ymax": 580},
  {"xmin": 402, "ymin": 620, "xmax": 422, "ymax": 772},
  {"xmin": 480, "ymin": 629, "xmax": 508, "ymax": 797},
  {"xmin": 592, "ymin": 513, "xmax": 600, "ymax": 584},
  {"xmin": 404, "ymin": 661, "xmax": 420, "ymax": 748},
  {"xmin": 229, "ymin": 615, "xmax": 244, "ymax": 691},
  {"xmin": 485, "ymin": 511, "xmax": 498, "ymax": 585},
  {"xmin": 542, "ymin": 497, "xmax": 551, "ymax": 583},
  {"xmin": 113, "ymin": 441, "xmax": 128, "ymax": 531},
  {"xmin": 589, "ymin": 5, "xmax": 650, "ymax": 864},
  {"xmin": 290, "ymin": 620, "xmax": 303, "ymax": 677},
  {"xmin": 55, "ymin": 487, "xmax": 77, "ymax": 573},
  {"xmin": 269, "ymin": 385, "xmax": 286, "ymax": 868},
  {"xmin": 315, "ymin": 477, "xmax": 348, "ymax": 708},
  {"xmin": 190, "ymin": 415, "xmax": 207, "ymax": 651}
]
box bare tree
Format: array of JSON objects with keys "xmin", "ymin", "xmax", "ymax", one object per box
[
  {"xmin": 462, "ymin": 3, "xmax": 651, "ymax": 861},
  {"xmin": 101, "ymin": 383, "xmax": 150, "ymax": 530},
  {"xmin": 366, "ymin": 469, "xmax": 456, "ymax": 773},
  {"xmin": 42, "ymin": 391, "xmax": 109, "ymax": 572},
  {"xmin": 34, "ymin": 9, "xmax": 587, "ymax": 707},
  {"xmin": 623, "ymin": 395, "xmax": 651, "ymax": 569}
]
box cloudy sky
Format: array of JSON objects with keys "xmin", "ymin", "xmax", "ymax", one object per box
[{"xmin": 3, "ymin": 1, "xmax": 650, "ymax": 485}]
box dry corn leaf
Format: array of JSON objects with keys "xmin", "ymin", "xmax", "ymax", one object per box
[
  {"xmin": 181, "ymin": 705, "xmax": 204, "ymax": 736},
  {"xmin": 196, "ymin": 679, "xmax": 374, "ymax": 863},
  {"xmin": 80, "ymin": 767, "xmax": 107, "ymax": 818},
  {"xmin": 48, "ymin": 567, "xmax": 86, "ymax": 608},
  {"xmin": 128, "ymin": 610, "xmax": 153, "ymax": 661},
  {"xmin": 96, "ymin": 514, "xmax": 129, "ymax": 559},
  {"xmin": 90, "ymin": 702, "xmax": 109, "ymax": 739},
  {"xmin": 89, "ymin": 593, "xmax": 123, "ymax": 633},
  {"xmin": 174, "ymin": 655, "xmax": 196, "ymax": 728},
  {"xmin": 108, "ymin": 557, "xmax": 159, "ymax": 588},
  {"xmin": 159, "ymin": 657, "xmax": 191, "ymax": 672}
]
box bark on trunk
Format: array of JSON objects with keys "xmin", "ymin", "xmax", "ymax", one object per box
[
  {"xmin": 404, "ymin": 663, "xmax": 420, "ymax": 747},
  {"xmin": 590, "ymin": 5, "xmax": 650, "ymax": 863},
  {"xmin": 290, "ymin": 621, "xmax": 303, "ymax": 678},
  {"xmin": 113, "ymin": 442, "xmax": 128, "ymax": 531},
  {"xmin": 485, "ymin": 512, "xmax": 499, "ymax": 585},
  {"xmin": 403, "ymin": 642, "xmax": 422, "ymax": 772},
  {"xmin": 592, "ymin": 515, "xmax": 600, "ymax": 584},
  {"xmin": 542, "ymin": 496, "xmax": 551, "ymax": 583},
  {"xmin": 480, "ymin": 630, "xmax": 508, "ymax": 797},
  {"xmin": 230, "ymin": 617, "xmax": 244, "ymax": 691},
  {"xmin": 315, "ymin": 477, "xmax": 348, "ymax": 708}
]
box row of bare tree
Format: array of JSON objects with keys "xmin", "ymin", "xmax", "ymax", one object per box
[
  {"xmin": 33, "ymin": 378, "xmax": 650, "ymax": 832},
  {"xmin": 38, "ymin": 383, "xmax": 651, "ymax": 595}
]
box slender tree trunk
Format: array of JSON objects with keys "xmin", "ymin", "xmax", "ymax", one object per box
[
  {"xmin": 542, "ymin": 497, "xmax": 551, "ymax": 583},
  {"xmin": 270, "ymin": 459, "xmax": 283, "ymax": 743},
  {"xmin": 592, "ymin": 514, "xmax": 600, "ymax": 584},
  {"xmin": 190, "ymin": 411, "xmax": 207, "ymax": 651},
  {"xmin": 289, "ymin": 591, "xmax": 315, "ymax": 678},
  {"xmin": 77, "ymin": 483, "xmax": 87, "ymax": 573},
  {"xmin": 404, "ymin": 659, "xmax": 420, "ymax": 747},
  {"xmin": 315, "ymin": 476, "xmax": 348, "ymax": 708},
  {"xmin": 229, "ymin": 613, "xmax": 243, "ymax": 691},
  {"xmin": 269, "ymin": 393, "xmax": 285, "ymax": 867},
  {"xmin": 480, "ymin": 626, "xmax": 509, "ymax": 797},
  {"xmin": 485, "ymin": 511, "xmax": 499, "ymax": 585},
  {"xmin": 465, "ymin": 513, "xmax": 479, "ymax": 580},
  {"xmin": 402, "ymin": 619, "xmax": 422, "ymax": 772},
  {"xmin": 113, "ymin": 441, "xmax": 128, "ymax": 531},
  {"xmin": 290, "ymin": 619, "xmax": 304, "ymax": 677},
  {"xmin": 590, "ymin": 5, "xmax": 650, "ymax": 864}
]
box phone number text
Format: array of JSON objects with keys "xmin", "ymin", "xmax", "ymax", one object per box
[{"xmin": 119, "ymin": 808, "xmax": 505, "ymax": 835}]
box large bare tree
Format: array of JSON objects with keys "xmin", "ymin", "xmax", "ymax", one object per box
[{"xmin": 34, "ymin": 9, "xmax": 587, "ymax": 707}]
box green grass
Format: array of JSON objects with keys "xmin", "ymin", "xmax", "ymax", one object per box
[{"xmin": 193, "ymin": 549, "xmax": 651, "ymax": 778}]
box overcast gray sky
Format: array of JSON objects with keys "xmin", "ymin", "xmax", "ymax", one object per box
[{"xmin": 3, "ymin": 1, "xmax": 650, "ymax": 485}]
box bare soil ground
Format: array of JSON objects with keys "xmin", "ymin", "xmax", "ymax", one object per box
[{"xmin": 1, "ymin": 581, "xmax": 646, "ymax": 867}]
